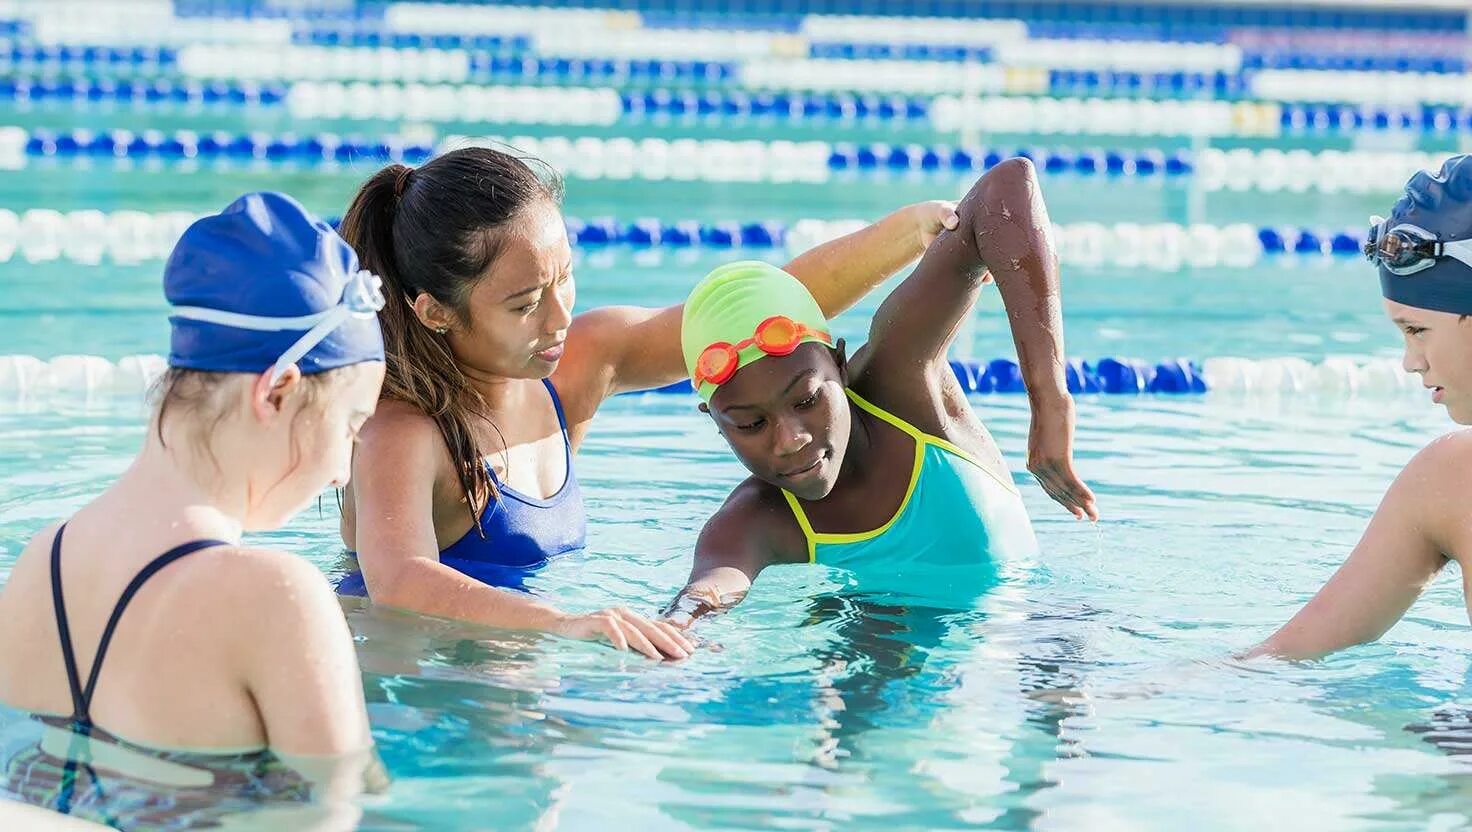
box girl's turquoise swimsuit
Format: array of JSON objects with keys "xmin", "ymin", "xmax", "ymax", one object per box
[{"xmin": 782, "ymin": 389, "xmax": 1038, "ymax": 578}]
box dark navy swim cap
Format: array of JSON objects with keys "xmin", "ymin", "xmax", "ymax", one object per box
[
  {"xmin": 1376, "ymin": 154, "xmax": 1472, "ymax": 314},
  {"xmin": 165, "ymin": 192, "xmax": 385, "ymax": 378}
]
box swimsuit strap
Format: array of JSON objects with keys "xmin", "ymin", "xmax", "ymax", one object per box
[
  {"xmin": 779, "ymin": 389, "xmax": 928, "ymax": 564},
  {"xmin": 49, "ymin": 526, "xmax": 86, "ymax": 723},
  {"xmin": 779, "ymin": 490, "xmax": 820, "ymax": 564},
  {"xmin": 50, "ymin": 523, "xmax": 229, "ymax": 726},
  {"xmin": 542, "ymin": 377, "xmax": 571, "ymax": 437},
  {"xmin": 842, "ymin": 388, "xmax": 926, "ymax": 442},
  {"xmin": 778, "ymin": 387, "xmax": 1023, "ymax": 557},
  {"xmin": 542, "ymin": 377, "xmax": 575, "ymax": 469},
  {"xmin": 485, "ymin": 379, "xmax": 573, "ymax": 489}
]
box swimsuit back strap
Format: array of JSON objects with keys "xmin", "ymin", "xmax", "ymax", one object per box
[
  {"xmin": 82, "ymin": 539, "xmax": 228, "ymax": 713},
  {"xmin": 50, "ymin": 524, "xmax": 229, "ymax": 724},
  {"xmin": 49, "ymin": 524, "xmax": 86, "ymax": 723}
]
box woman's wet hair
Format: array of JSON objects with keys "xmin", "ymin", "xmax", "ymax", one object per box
[{"xmin": 338, "ymin": 146, "xmax": 564, "ymax": 527}]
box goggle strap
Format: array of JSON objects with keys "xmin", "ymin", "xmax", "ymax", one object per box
[
  {"xmin": 268, "ymin": 306, "xmax": 352, "ymax": 384},
  {"xmin": 1442, "ymin": 238, "xmax": 1472, "ymax": 270},
  {"xmin": 170, "ymin": 305, "xmax": 339, "ymax": 331}
]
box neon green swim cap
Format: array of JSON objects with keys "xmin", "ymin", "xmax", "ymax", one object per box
[{"xmin": 681, "ymin": 260, "xmax": 831, "ymax": 401}]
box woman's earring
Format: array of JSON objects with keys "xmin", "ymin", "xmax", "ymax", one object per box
[{"xmin": 435, "ymin": 326, "xmax": 449, "ymax": 335}]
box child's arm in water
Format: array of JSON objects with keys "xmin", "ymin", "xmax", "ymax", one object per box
[
  {"xmin": 860, "ymin": 158, "xmax": 1097, "ymax": 520},
  {"xmin": 563, "ymin": 201, "xmax": 959, "ymax": 399},
  {"xmin": 662, "ymin": 482, "xmax": 807, "ymax": 628},
  {"xmin": 1246, "ymin": 433, "xmax": 1466, "ymax": 660},
  {"xmin": 350, "ymin": 404, "xmax": 695, "ymax": 661}
]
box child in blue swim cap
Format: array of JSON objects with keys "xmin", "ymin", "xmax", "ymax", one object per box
[
  {"xmin": 1253, "ymin": 155, "xmax": 1472, "ymax": 659},
  {"xmin": 665, "ymin": 161, "xmax": 1097, "ymax": 624},
  {"xmin": 0, "ymin": 192, "xmax": 387, "ymax": 821}
]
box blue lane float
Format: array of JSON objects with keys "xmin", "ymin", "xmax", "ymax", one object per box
[
  {"xmin": 1047, "ymin": 69, "xmax": 1250, "ymax": 98},
  {"xmin": 0, "ymin": 351, "xmax": 1417, "ymax": 401},
  {"xmin": 642, "ymin": 358, "xmax": 1207, "ymax": 396},
  {"xmin": 824, "ymin": 143, "xmax": 1194, "ymax": 174},
  {"xmin": 0, "ymin": 76, "xmax": 932, "ymax": 123},
  {"xmin": 10, "ymin": 127, "xmax": 1198, "ymax": 180},
  {"xmin": 808, "ymin": 41, "xmax": 992, "ymax": 62},
  {"xmin": 2, "ymin": 71, "xmax": 1468, "ymax": 136},
  {"xmin": 1242, "ymin": 50, "xmax": 1467, "ymax": 74},
  {"xmin": 292, "ymin": 30, "xmax": 533, "ymax": 52},
  {"xmin": 623, "ymin": 89, "xmax": 931, "ymax": 120},
  {"xmin": 173, "ymin": 0, "xmax": 376, "ymax": 21},
  {"xmin": 553, "ymin": 218, "xmax": 1364, "ymax": 257},
  {"xmin": 1017, "ymin": 7, "xmax": 1462, "ymax": 34},
  {"xmin": 0, "ymin": 78, "xmax": 287, "ymax": 106},
  {"xmin": 166, "ymin": 0, "xmax": 1466, "ymax": 34},
  {"xmin": 1279, "ymin": 102, "xmax": 1472, "ymax": 133},
  {"xmin": 470, "ymin": 55, "xmax": 738, "ymax": 83},
  {"xmin": 21, "ymin": 128, "xmax": 434, "ymax": 164},
  {"xmin": 1, "ymin": 44, "xmax": 177, "ymax": 66}
]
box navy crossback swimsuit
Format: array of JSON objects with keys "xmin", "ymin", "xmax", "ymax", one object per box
[
  {"xmin": 337, "ymin": 378, "xmax": 586, "ymax": 594},
  {"xmin": 47, "ymin": 523, "xmax": 230, "ymax": 815}
]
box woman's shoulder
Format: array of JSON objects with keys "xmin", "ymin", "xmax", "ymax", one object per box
[
  {"xmin": 356, "ymin": 399, "xmax": 454, "ymax": 470},
  {"xmin": 363, "ymin": 398, "xmax": 439, "ymax": 435}
]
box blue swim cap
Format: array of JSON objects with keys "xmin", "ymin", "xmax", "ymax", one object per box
[
  {"xmin": 1374, "ymin": 155, "xmax": 1472, "ymax": 314},
  {"xmin": 165, "ymin": 192, "xmax": 385, "ymax": 379}
]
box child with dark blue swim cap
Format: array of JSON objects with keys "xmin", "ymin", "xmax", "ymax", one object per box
[
  {"xmin": 1252, "ymin": 155, "xmax": 1472, "ymax": 659},
  {"xmin": 0, "ymin": 193, "xmax": 387, "ymax": 820}
]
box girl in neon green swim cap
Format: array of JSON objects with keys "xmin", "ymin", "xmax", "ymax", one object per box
[{"xmin": 665, "ymin": 160, "xmax": 1097, "ymax": 624}]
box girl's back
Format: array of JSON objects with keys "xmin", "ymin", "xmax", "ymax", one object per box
[
  {"xmin": 0, "ymin": 191, "xmax": 390, "ymax": 827},
  {"xmin": 0, "ymin": 513, "xmax": 347, "ymax": 753}
]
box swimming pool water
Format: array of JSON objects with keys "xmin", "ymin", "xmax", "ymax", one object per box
[
  {"xmin": 0, "ymin": 392, "xmax": 1466, "ymax": 829},
  {"xmin": 4, "ymin": 15, "xmax": 1472, "ymax": 830}
]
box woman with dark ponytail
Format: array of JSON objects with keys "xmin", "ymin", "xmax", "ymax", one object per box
[{"xmin": 337, "ymin": 146, "xmax": 1007, "ymax": 659}]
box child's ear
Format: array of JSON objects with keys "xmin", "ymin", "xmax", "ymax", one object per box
[{"xmin": 832, "ymin": 338, "xmax": 849, "ymax": 387}]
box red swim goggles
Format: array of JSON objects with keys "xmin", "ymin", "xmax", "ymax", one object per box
[{"xmin": 693, "ymin": 315, "xmax": 832, "ymax": 389}]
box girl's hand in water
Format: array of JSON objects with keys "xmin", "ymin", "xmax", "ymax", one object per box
[
  {"xmin": 911, "ymin": 200, "xmax": 963, "ymax": 251},
  {"xmin": 1027, "ymin": 396, "xmax": 1100, "ymax": 521},
  {"xmin": 553, "ymin": 608, "xmax": 696, "ymax": 660}
]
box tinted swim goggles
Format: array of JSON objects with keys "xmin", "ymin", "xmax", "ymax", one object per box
[
  {"xmin": 1365, "ymin": 215, "xmax": 1472, "ymax": 276},
  {"xmin": 693, "ymin": 315, "xmax": 832, "ymax": 389}
]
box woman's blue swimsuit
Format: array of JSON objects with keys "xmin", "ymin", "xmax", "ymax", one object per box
[{"xmin": 337, "ymin": 378, "xmax": 586, "ymax": 594}]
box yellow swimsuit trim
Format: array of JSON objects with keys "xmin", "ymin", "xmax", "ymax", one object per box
[{"xmin": 780, "ymin": 389, "xmax": 1019, "ymax": 563}]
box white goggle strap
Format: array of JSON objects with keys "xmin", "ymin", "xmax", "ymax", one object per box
[
  {"xmin": 267, "ymin": 305, "xmax": 353, "ymax": 383},
  {"xmin": 1439, "ymin": 237, "xmax": 1472, "ymax": 271}
]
